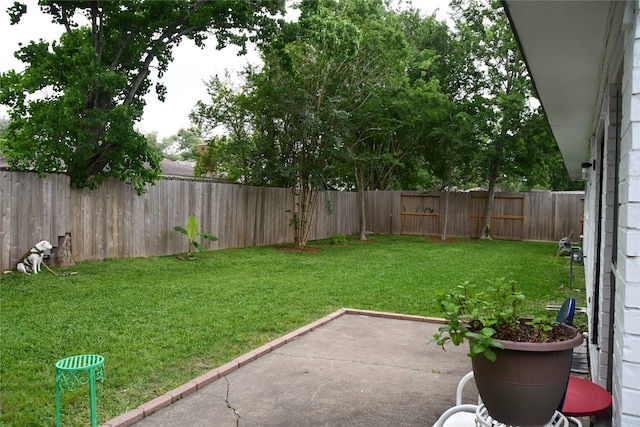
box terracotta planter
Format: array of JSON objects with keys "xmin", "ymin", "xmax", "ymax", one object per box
[{"xmin": 471, "ymin": 324, "xmax": 583, "ymax": 426}]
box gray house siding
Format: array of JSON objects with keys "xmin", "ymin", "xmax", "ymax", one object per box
[
  {"xmin": 584, "ymin": 3, "xmax": 640, "ymax": 425},
  {"xmin": 503, "ymin": 0, "xmax": 640, "ymax": 424}
]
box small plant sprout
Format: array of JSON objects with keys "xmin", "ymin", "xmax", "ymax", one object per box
[{"xmin": 174, "ymin": 216, "xmax": 218, "ymax": 259}]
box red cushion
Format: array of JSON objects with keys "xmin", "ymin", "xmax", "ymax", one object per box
[{"xmin": 562, "ymin": 376, "xmax": 612, "ymax": 416}]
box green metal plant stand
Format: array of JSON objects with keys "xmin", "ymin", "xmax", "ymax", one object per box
[{"xmin": 55, "ymin": 354, "xmax": 104, "ymax": 427}]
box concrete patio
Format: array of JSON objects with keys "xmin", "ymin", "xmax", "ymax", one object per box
[
  {"xmin": 101, "ymin": 309, "xmax": 589, "ymax": 427},
  {"xmin": 101, "ymin": 309, "xmax": 476, "ymax": 426}
]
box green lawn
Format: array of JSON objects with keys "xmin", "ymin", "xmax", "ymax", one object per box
[{"xmin": 0, "ymin": 235, "xmax": 585, "ymax": 426}]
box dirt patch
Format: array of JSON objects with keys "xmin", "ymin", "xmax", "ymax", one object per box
[
  {"xmin": 424, "ymin": 237, "xmax": 458, "ymax": 243},
  {"xmin": 275, "ymin": 246, "xmax": 321, "ymax": 253}
]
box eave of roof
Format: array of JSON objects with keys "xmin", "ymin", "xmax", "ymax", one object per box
[{"xmin": 502, "ymin": 0, "xmax": 618, "ymax": 180}]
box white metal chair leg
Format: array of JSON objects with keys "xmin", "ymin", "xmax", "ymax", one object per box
[
  {"xmin": 455, "ymin": 372, "xmax": 476, "ymax": 405},
  {"xmin": 432, "ymin": 404, "xmax": 478, "ymax": 427},
  {"xmin": 567, "ymin": 416, "xmax": 582, "ymax": 427}
]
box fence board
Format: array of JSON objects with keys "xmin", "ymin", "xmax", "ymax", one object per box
[
  {"xmin": 526, "ymin": 191, "xmax": 553, "ymax": 241},
  {"xmin": 446, "ymin": 192, "xmax": 471, "ymax": 238},
  {"xmin": 365, "ymin": 191, "xmax": 398, "ymax": 234},
  {"xmin": 0, "ymin": 172, "xmax": 10, "ymax": 269}
]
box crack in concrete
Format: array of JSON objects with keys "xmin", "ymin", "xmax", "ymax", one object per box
[
  {"xmin": 309, "ymin": 377, "xmax": 339, "ymax": 402},
  {"xmin": 223, "ymin": 376, "xmax": 241, "ymax": 427}
]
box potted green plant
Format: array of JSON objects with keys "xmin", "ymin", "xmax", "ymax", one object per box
[{"xmin": 431, "ymin": 279, "xmax": 583, "ymax": 426}]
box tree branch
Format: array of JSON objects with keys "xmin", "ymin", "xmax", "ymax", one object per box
[{"xmin": 59, "ymin": 2, "xmax": 73, "ymax": 36}]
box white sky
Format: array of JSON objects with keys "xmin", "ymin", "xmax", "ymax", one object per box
[{"xmin": 0, "ymin": 0, "xmax": 451, "ymax": 142}]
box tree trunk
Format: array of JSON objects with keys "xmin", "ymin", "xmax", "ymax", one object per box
[
  {"xmin": 480, "ymin": 161, "xmax": 500, "ymax": 240},
  {"xmin": 291, "ymin": 186, "xmax": 302, "ymax": 247},
  {"xmin": 353, "ymin": 162, "xmax": 368, "ymax": 240},
  {"xmin": 355, "ymin": 165, "xmax": 368, "ymax": 241},
  {"xmin": 299, "ymin": 184, "xmax": 319, "ymax": 248},
  {"xmin": 441, "ymin": 139, "xmax": 455, "ymax": 241},
  {"xmin": 52, "ymin": 233, "xmax": 75, "ymax": 267},
  {"xmin": 291, "ymin": 180, "xmax": 319, "ymax": 249},
  {"xmin": 441, "ymin": 190, "xmax": 450, "ymax": 241},
  {"xmin": 358, "ymin": 187, "xmax": 367, "ymax": 241}
]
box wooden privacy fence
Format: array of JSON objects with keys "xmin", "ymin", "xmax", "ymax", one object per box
[
  {"xmin": 1, "ymin": 171, "xmax": 584, "ymax": 272},
  {"xmin": 365, "ymin": 190, "xmax": 584, "ymax": 241},
  {"xmin": 0, "ymin": 171, "xmax": 359, "ymax": 272}
]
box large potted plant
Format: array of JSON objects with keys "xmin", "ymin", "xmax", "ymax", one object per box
[{"xmin": 431, "ymin": 279, "xmax": 583, "ymax": 426}]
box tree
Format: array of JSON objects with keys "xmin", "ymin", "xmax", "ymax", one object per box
[
  {"xmin": 508, "ymin": 107, "xmax": 584, "ymax": 191},
  {"xmin": 189, "ymin": 1, "xmax": 453, "ymax": 243},
  {"xmin": 396, "ymin": 8, "xmax": 481, "ymax": 240},
  {"xmin": 449, "ymin": 0, "xmax": 536, "ymax": 239},
  {"xmin": 0, "ymin": 0, "xmax": 284, "ymax": 193},
  {"xmin": 399, "ymin": 4, "xmax": 575, "ymax": 197},
  {"xmin": 330, "ymin": 0, "xmax": 415, "ymax": 240},
  {"xmin": 147, "ymin": 129, "xmax": 203, "ymax": 162},
  {"xmin": 0, "ymin": 116, "xmax": 8, "ymax": 142},
  {"xmin": 190, "ymin": 74, "xmax": 255, "ymax": 182},
  {"xmin": 162, "ymin": 128, "xmax": 203, "ymax": 162},
  {"xmin": 231, "ymin": 0, "xmax": 361, "ymax": 248},
  {"xmin": 145, "ymin": 131, "xmax": 168, "ymax": 158}
]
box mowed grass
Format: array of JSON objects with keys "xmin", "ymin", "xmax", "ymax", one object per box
[{"xmin": 0, "ymin": 235, "xmax": 585, "ymax": 426}]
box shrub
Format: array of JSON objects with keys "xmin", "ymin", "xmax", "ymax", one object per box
[{"xmin": 329, "ymin": 233, "xmax": 348, "ymax": 245}]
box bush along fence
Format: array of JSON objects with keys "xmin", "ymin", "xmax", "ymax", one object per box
[{"xmin": 0, "ymin": 171, "xmax": 583, "ymax": 272}]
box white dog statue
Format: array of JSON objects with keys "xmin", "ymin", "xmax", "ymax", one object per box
[{"xmin": 16, "ymin": 240, "xmax": 53, "ymax": 274}]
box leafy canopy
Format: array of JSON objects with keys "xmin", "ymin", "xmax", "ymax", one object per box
[{"xmin": 0, "ymin": 0, "xmax": 284, "ymax": 193}]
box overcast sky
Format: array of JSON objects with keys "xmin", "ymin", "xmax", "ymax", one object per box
[{"xmin": 1, "ymin": 0, "xmax": 451, "ymax": 142}]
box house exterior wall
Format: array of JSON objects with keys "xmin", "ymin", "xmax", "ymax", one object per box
[
  {"xmin": 503, "ymin": 0, "xmax": 640, "ymax": 424},
  {"xmin": 585, "ymin": 3, "xmax": 640, "ymax": 425},
  {"xmin": 584, "ymin": 81, "xmax": 617, "ymax": 427},
  {"xmin": 616, "ymin": 5, "xmax": 640, "ymax": 425},
  {"xmin": 617, "ymin": 6, "xmax": 640, "ymax": 423}
]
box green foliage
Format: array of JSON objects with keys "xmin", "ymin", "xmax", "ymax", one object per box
[
  {"xmin": 329, "ymin": 233, "xmax": 348, "ymax": 245},
  {"xmin": 1, "ymin": 0, "xmax": 284, "ymax": 193},
  {"xmin": 190, "ymin": 74, "xmax": 256, "ymax": 182},
  {"xmin": 403, "ymin": 0, "xmax": 576, "ymax": 193},
  {"xmin": 244, "ymin": 0, "xmax": 364, "ymax": 247},
  {"xmin": 526, "ymin": 316, "xmax": 554, "ymax": 342},
  {"xmin": 0, "ymin": 116, "xmax": 8, "ymax": 145},
  {"xmin": 191, "ymin": 0, "xmax": 446, "ymax": 244},
  {"xmin": 325, "ymin": 199, "xmax": 334, "ymax": 215},
  {"xmin": 159, "ymin": 128, "xmax": 203, "ymax": 162},
  {"xmin": 431, "ymin": 278, "xmax": 530, "ymax": 361},
  {"xmin": 441, "ymin": 0, "xmax": 540, "ymax": 236},
  {"xmin": 173, "ymin": 216, "xmax": 218, "ymax": 258},
  {"xmin": 186, "ymin": 0, "xmax": 579, "ymax": 245}
]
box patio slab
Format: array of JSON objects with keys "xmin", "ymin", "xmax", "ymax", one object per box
[{"xmin": 103, "ymin": 309, "xmax": 476, "ymax": 427}]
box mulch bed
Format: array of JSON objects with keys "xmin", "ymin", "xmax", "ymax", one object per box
[
  {"xmin": 275, "ymin": 246, "xmax": 321, "ymax": 253},
  {"xmin": 424, "ymin": 237, "xmax": 458, "ymax": 243}
]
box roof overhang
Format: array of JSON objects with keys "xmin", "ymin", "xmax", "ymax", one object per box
[{"xmin": 502, "ymin": 0, "xmax": 616, "ymax": 180}]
